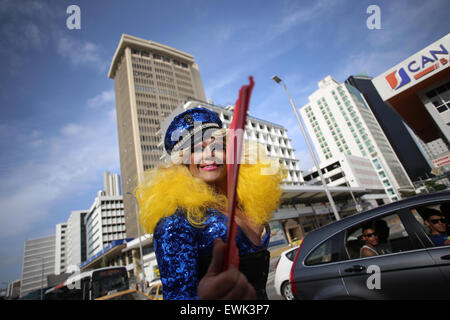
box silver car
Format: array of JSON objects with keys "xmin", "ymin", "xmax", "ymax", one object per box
[{"xmin": 290, "ymin": 190, "xmax": 450, "ymax": 300}]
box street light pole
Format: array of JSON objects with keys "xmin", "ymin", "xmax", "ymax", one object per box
[
  {"xmin": 272, "ymin": 75, "xmax": 341, "ymax": 221},
  {"xmin": 125, "ymin": 192, "xmax": 146, "ymax": 292},
  {"xmin": 341, "ymin": 168, "xmax": 362, "ymax": 212}
]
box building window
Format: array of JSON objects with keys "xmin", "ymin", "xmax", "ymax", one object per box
[
  {"xmin": 426, "ymin": 83, "xmax": 450, "ymax": 113},
  {"xmin": 387, "ymin": 188, "xmax": 395, "ymax": 196},
  {"xmin": 437, "ymin": 105, "xmax": 448, "ymax": 113},
  {"xmin": 373, "ymin": 159, "xmax": 383, "ymax": 170}
]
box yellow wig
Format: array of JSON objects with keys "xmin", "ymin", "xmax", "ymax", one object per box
[{"xmin": 135, "ymin": 140, "xmax": 284, "ymax": 234}]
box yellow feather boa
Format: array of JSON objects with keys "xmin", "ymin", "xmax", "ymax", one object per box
[{"xmin": 135, "ymin": 160, "xmax": 284, "ymax": 234}]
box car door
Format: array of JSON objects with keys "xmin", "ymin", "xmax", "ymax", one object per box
[
  {"xmin": 426, "ymin": 246, "xmax": 450, "ymax": 284},
  {"xmin": 295, "ymin": 232, "xmax": 348, "ymax": 300},
  {"xmin": 339, "ymin": 211, "xmax": 448, "ymax": 299}
]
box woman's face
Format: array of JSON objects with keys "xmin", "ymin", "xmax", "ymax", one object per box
[{"xmin": 188, "ymin": 137, "xmax": 227, "ymax": 188}]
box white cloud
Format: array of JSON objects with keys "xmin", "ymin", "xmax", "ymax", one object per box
[
  {"xmin": 334, "ymin": 48, "xmax": 406, "ymax": 82},
  {"xmin": 88, "ymin": 90, "xmax": 115, "ymax": 109},
  {"xmin": 203, "ymin": 1, "xmax": 333, "ymax": 103},
  {"xmin": 214, "ymin": 26, "xmax": 234, "ymax": 46},
  {"xmin": 0, "ymin": 93, "xmax": 120, "ymax": 252},
  {"xmin": 206, "ymin": 69, "xmax": 243, "ymax": 100},
  {"xmin": 268, "ymin": 0, "xmax": 338, "ymax": 41},
  {"xmin": 0, "ymin": 118, "xmax": 119, "ymax": 229},
  {"xmin": 333, "ymin": 1, "xmax": 449, "ymax": 81},
  {"xmin": 28, "ymin": 139, "xmax": 43, "ymax": 149},
  {"xmin": 30, "ymin": 130, "xmax": 41, "ymax": 139},
  {"xmin": 0, "ymin": 0, "xmax": 58, "ymax": 74},
  {"xmin": 60, "ymin": 123, "xmax": 85, "ymax": 136},
  {"xmin": 57, "ymin": 36, "xmax": 107, "ymax": 71}
]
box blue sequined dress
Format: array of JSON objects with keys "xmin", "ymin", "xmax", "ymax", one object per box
[{"xmin": 153, "ymin": 208, "xmax": 271, "ymax": 300}]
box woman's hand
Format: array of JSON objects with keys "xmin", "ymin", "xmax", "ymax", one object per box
[{"xmin": 198, "ymin": 239, "xmax": 256, "ymax": 300}]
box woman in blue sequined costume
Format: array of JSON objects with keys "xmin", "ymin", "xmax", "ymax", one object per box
[{"xmin": 136, "ymin": 106, "xmax": 283, "ymax": 300}]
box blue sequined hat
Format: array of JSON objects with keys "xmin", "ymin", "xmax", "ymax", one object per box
[{"xmin": 164, "ymin": 107, "xmax": 223, "ymax": 154}]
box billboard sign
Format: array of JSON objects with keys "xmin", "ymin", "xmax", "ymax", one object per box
[{"xmin": 372, "ymin": 34, "xmax": 450, "ymax": 101}]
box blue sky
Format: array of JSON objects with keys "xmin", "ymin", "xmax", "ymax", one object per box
[{"xmin": 0, "ymin": 0, "xmax": 449, "ymax": 285}]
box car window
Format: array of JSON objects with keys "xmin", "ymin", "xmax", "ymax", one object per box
[
  {"xmin": 410, "ymin": 208, "xmax": 430, "ymax": 234},
  {"xmin": 411, "ymin": 203, "xmax": 450, "ymax": 247},
  {"xmin": 286, "ymin": 248, "xmax": 299, "ymax": 261},
  {"xmin": 305, "ymin": 234, "xmax": 341, "ymax": 266},
  {"xmin": 345, "ymin": 213, "xmax": 414, "ymax": 260}
]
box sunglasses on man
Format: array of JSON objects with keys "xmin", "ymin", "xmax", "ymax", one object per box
[
  {"xmin": 363, "ymin": 232, "xmax": 377, "ymax": 238},
  {"xmin": 430, "ymin": 218, "xmax": 446, "ymax": 224}
]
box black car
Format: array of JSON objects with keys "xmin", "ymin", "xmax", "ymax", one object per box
[{"xmin": 290, "ymin": 190, "xmax": 450, "ymax": 299}]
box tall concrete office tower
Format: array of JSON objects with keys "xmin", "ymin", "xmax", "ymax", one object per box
[
  {"xmin": 300, "ymin": 76, "xmax": 414, "ymax": 202},
  {"xmin": 108, "ymin": 34, "xmax": 207, "ymax": 238}
]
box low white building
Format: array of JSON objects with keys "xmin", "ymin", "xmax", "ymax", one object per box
[
  {"xmin": 302, "ymin": 153, "xmax": 389, "ymax": 208},
  {"xmin": 303, "ymin": 154, "xmax": 384, "ymax": 189},
  {"xmin": 7, "ymin": 279, "xmax": 21, "ymax": 299}
]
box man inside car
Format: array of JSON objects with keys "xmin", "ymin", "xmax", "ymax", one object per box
[
  {"xmin": 440, "ymin": 203, "xmax": 450, "ymax": 234},
  {"xmin": 360, "ymin": 224, "xmax": 387, "ymax": 258},
  {"xmin": 425, "ymin": 212, "xmax": 450, "ymax": 247}
]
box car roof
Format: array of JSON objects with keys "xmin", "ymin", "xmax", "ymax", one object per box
[
  {"xmin": 300, "ymin": 190, "xmax": 450, "ymax": 255},
  {"xmin": 282, "ymin": 246, "xmax": 300, "ymax": 255}
]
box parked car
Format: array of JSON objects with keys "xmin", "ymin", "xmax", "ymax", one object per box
[
  {"xmin": 274, "ymin": 245, "xmax": 300, "ymax": 300},
  {"xmin": 290, "ymin": 190, "xmax": 450, "ymax": 300},
  {"xmin": 146, "ymin": 281, "xmax": 163, "ymax": 300}
]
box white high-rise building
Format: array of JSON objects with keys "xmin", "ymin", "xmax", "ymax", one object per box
[
  {"xmin": 65, "ymin": 210, "xmax": 87, "ymax": 273},
  {"xmin": 20, "ymin": 235, "xmax": 55, "ymax": 298},
  {"xmin": 300, "ymin": 76, "xmax": 414, "ymax": 202},
  {"xmin": 54, "ymin": 223, "xmax": 67, "ymax": 275},
  {"xmin": 104, "ymin": 171, "xmax": 122, "ymax": 196},
  {"xmin": 84, "ymin": 173, "xmax": 126, "ymax": 259},
  {"xmin": 303, "ymin": 154, "xmax": 384, "ymax": 189},
  {"xmin": 53, "ymin": 172, "xmax": 125, "ymax": 268}
]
